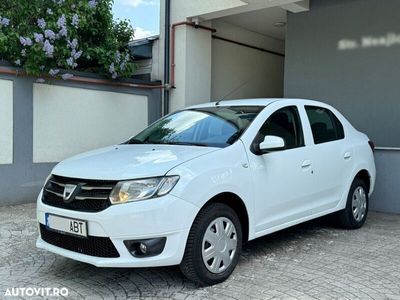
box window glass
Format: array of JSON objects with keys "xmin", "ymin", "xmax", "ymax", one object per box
[
  {"xmin": 256, "ymin": 106, "xmax": 304, "ymax": 149},
  {"xmin": 305, "ymin": 106, "xmax": 345, "ymax": 144},
  {"xmin": 128, "ymin": 106, "xmax": 264, "ymax": 148}
]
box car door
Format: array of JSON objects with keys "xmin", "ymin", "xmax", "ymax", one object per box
[
  {"xmin": 246, "ymin": 105, "xmax": 316, "ymax": 235},
  {"xmin": 302, "ymin": 105, "xmax": 354, "ymax": 214}
]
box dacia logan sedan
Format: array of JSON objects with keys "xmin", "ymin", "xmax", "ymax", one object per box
[{"xmin": 37, "ymin": 98, "xmax": 376, "ymax": 286}]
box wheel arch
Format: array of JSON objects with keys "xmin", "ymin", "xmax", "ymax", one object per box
[
  {"xmin": 354, "ymin": 169, "xmax": 371, "ymax": 193},
  {"xmin": 200, "ymin": 192, "xmax": 250, "ymax": 243}
]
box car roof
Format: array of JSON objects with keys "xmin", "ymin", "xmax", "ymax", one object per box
[{"xmin": 187, "ymin": 98, "xmax": 326, "ymax": 109}]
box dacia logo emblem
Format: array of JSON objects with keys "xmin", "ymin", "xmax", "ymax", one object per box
[{"xmin": 63, "ymin": 184, "xmax": 77, "ymax": 203}]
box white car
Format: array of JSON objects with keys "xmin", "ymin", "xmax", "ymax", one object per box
[{"xmin": 36, "ymin": 98, "xmax": 376, "ymax": 286}]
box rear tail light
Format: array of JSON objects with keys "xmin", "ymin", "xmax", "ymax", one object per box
[{"xmin": 368, "ymin": 140, "xmax": 375, "ymax": 152}]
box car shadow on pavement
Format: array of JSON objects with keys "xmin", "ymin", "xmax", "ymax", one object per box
[{"xmin": 42, "ymin": 215, "xmax": 340, "ymax": 293}]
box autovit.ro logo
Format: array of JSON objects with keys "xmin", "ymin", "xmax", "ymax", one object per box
[{"xmin": 4, "ymin": 287, "xmax": 69, "ymax": 297}]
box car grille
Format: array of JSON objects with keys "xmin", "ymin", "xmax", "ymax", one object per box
[
  {"xmin": 39, "ymin": 223, "xmax": 120, "ymax": 258},
  {"xmin": 42, "ymin": 175, "xmax": 116, "ymax": 212}
]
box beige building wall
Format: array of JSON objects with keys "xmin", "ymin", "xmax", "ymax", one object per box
[
  {"xmin": 33, "ymin": 84, "xmax": 148, "ymax": 163},
  {"xmin": 211, "ymin": 20, "xmax": 285, "ymax": 100},
  {"xmin": 0, "ymin": 79, "xmax": 13, "ymax": 164}
]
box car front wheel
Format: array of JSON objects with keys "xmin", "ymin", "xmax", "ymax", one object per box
[{"xmin": 180, "ymin": 203, "xmax": 242, "ymax": 286}]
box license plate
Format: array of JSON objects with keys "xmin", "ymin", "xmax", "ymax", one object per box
[{"xmin": 45, "ymin": 213, "xmax": 88, "ymax": 237}]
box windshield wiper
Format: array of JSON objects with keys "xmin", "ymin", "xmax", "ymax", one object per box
[
  {"xmin": 127, "ymin": 139, "xmax": 209, "ymax": 147},
  {"xmin": 126, "ymin": 138, "xmax": 148, "ymax": 145},
  {"xmin": 162, "ymin": 141, "xmax": 209, "ymax": 147}
]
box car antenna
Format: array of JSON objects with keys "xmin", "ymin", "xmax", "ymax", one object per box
[{"xmin": 215, "ymin": 78, "xmax": 252, "ymax": 106}]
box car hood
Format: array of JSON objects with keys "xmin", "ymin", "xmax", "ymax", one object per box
[{"xmin": 52, "ymin": 144, "xmax": 219, "ymax": 180}]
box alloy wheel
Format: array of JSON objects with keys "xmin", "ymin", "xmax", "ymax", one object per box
[{"xmin": 352, "ymin": 186, "xmax": 367, "ymax": 222}]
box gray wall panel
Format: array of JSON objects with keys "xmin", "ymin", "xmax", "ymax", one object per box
[
  {"xmin": 370, "ymin": 150, "xmax": 400, "ymax": 214},
  {"xmin": 284, "ymin": 0, "xmax": 400, "ymax": 213},
  {"xmin": 284, "ymin": 0, "xmax": 400, "ymax": 148}
]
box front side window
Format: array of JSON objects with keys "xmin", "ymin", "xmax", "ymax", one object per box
[
  {"xmin": 305, "ymin": 106, "xmax": 345, "ymax": 144},
  {"xmin": 127, "ymin": 106, "xmax": 264, "ymax": 148},
  {"xmin": 256, "ymin": 106, "xmax": 304, "ymax": 149}
]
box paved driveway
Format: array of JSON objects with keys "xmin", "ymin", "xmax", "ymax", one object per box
[{"xmin": 1, "ymin": 203, "xmax": 399, "ymax": 299}]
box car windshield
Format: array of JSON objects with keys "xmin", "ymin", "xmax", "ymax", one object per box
[{"xmin": 127, "ymin": 106, "xmax": 264, "ymax": 148}]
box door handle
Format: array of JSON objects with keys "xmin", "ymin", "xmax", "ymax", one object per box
[
  {"xmin": 301, "ymin": 160, "xmax": 312, "ymax": 168},
  {"xmin": 344, "ymin": 152, "xmax": 352, "ymax": 159}
]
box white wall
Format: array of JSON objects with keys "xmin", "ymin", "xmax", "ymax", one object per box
[
  {"xmin": 33, "ymin": 84, "xmax": 148, "ymax": 163},
  {"xmin": 151, "ymin": 39, "xmax": 162, "ymax": 81},
  {"xmin": 0, "ymin": 79, "xmax": 13, "ymax": 164},
  {"xmin": 169, "ymin": 0, "xmax": 305, "ymax": 22},
  {"xmin": 170, "ymin": 0, "xmax": 246, "ymax": 23},
  {"xmin": 170, "ymin": 24, "xmax": 213, "ymax": 112},
  {"xmin": 211, "ymin": 20, "xmax": 285, "ymax": 100}
]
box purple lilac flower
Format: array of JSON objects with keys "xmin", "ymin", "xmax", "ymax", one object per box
[
  {"xmin": 73, "ymin": 50, "xmax": 82, "ymax": 60},
  {"xmin": 37, "ymin": 18, "xmax": 46, "ymax": 29},
  {"xmin": 62, "ymin": 73, "xmax": 74, "ymax": 80},
  {"xmin": 120, "ymin": 61, "xmax": 126, "ymax": 71},
  {"xmin": 58, "ymin": 26, "xmax": 67, "ymax": 37},
  {"xmin": 49, "ymin": 69, "xmax": 60, "ymax": 77},
  {"xmin": 108, "ymin": 63, "xmax": 115, "ymax": 74},
  {"xmin": 19, "ymin": 37, "xmax": 33, "ymax": 46},
  {"xmin": 112, "ymin": 72, "xmax": 118, "ymax": 79},
  {"xmin": 66, "ymin": 57, "xmax": 74, "ymax": 66},
  {"xmin": 57, "ymin": 14, "xmax": 66, "ymax": 28},
  {"xmin": 88, "ymin": 0, "xmax": 97, "ymax": 8},
  {"xmin": 36, "ymin": 78, "xmax": 46, "ymax": 83},
  {"xmin": 0, "ymin": 17, "xmax": 10, "ymax": 26},
  {"xmin": 43, "ymin": 40, "xmax": 54, "ymax": 57},
  {"xmin": 44, "ymin": 29, "xmax": 56, "ymax": 40},
  {"xmin": 47, "ymin": 8, "xmax": 53, "ymax": 15},
  {"xmin": 34, "ymin": 33, "xmax": 44, "ymax": 43},
  {"xmin": 115, "ymin": 51, "xmax": 121, "ymax": 63},
  {"xmin": 21, "ymin": 49, "xmax": 26, "ymax": 56},
  {"xmin": 68, "ymin": 38, "xmax": 78, "ymax": 49},
  {"xmin": 71, "ymin": 14, "xmax": 79, "ymax": 28},
  {"xmin": 66, "ymin": 56, "xmax": 78, "ymax": 68},
  {"xmin": 14, "ymin": 59, "xmax": 21, "ymax": 66}
]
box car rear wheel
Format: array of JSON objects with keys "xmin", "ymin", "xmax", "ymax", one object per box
[
  {"xmin": 180, "ymin": 203, "xmax": 242, "ymax": 286},
  {"xmin": 336, "ymin": 178, "xmax": 368, "ymax": 229}
]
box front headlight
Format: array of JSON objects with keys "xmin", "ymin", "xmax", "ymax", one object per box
[{"xmin": 109, "ymin": 176, "xmax": 180, "ymax": 204}]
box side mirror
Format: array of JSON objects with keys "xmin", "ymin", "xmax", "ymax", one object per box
[{"xmin": 259, "ymin": 135, "xmax": 285, "ymax": 153}]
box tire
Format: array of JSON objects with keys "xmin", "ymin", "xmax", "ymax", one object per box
[
  {"xmin": 336, "ymin": 178, "xmax": 369, "ymax": 229},
  {"xmin": 180, "ymin": 203, "xmax": 242, "ymax": 286}
]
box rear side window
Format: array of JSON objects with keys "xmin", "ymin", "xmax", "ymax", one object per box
[{"xmin": 305, "ymin": 106, "xmax": 345, "ymax": 144}]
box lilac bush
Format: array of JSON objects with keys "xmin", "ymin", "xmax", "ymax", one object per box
[{"xmin": 0, "ymin": 0, "xmax": 135, "ymax": 79}]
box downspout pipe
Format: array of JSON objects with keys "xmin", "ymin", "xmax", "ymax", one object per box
[{"xmin": 163, "ymin": 0, "xmax": 171, "ymax": 115}]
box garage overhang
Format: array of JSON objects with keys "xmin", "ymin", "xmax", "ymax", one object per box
[{"xmin": 189, "ymin": 0, "xmax": 309, "ymax": 21}]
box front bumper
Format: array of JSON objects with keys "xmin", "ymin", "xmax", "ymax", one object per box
[{"xmin": 36, "ymin": 190, "xmax": 199, "ymax": 267}]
